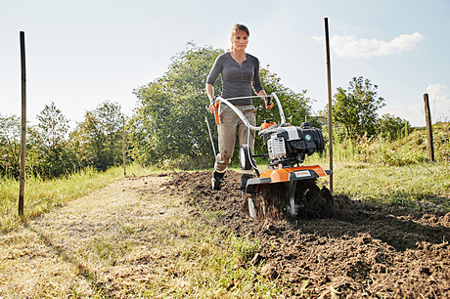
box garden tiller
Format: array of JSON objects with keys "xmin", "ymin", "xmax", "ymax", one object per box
[{"xmin": 211, "ymin": 93, "xmax": 333, "ymax": 217}]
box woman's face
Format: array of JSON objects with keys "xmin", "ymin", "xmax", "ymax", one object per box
[{"xmin": 232, "ymin": 30, "xmax": 249, "ymax": 51}]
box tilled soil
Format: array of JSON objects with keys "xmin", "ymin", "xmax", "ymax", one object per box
[{"xmin": 165, "ymin": 170, "xmax": 450, "ymax": 298}]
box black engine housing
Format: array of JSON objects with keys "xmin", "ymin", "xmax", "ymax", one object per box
[{"xmin": 258, "ymin": 122, "xmax": 325, "ymax": 167}]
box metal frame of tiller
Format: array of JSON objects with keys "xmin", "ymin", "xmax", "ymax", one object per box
[{"xmin": 213, "ymin": 93, "xmax": 332, "ymax": 217}]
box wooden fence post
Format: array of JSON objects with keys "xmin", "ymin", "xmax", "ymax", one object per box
[
  {"xmin": 324, "ymin": 17, "xmax": 334, "ymax": 192},
  {"xmin": 18, "ymin": 31, "xmax": 27, "ymax": 217},
  {"xmin": 122, "ymin": 116, "xmax": 126, "ymax": 176},
  {"xmin": 423, "ymin": 93, "xmax": 435, "ymax": 162}
]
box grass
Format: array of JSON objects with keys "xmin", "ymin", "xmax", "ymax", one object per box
[
  {"xmin": 302, "ymin": 155, "xmax": 450, "ymax": 212},
  {"xmin": 332, "ymin": 162, "xmax": 450, "ymax": 210},
  {"xmin": 143, "ymin": 223, "xmax": 280, "ymax": 298},
  {"xmin": 0, "ymin": 172, "xmax": 282, "ymax": 298},
  {"xmin": 0, "ymin": 163, "xmax": 156, "ymax": 233}
]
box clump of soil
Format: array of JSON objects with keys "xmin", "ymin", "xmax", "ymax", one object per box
[
  {"xmin": 246, "ymin": 179, "xmax": 336, "ymax": 221},
  {"xmin": 164, "ymin": 170, "xmax": 450, "ymax": 298}
]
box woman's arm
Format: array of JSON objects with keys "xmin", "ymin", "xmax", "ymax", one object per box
[
  {"xmin": 206, "ymin": 83, "xmax": 215, "ymax": 113},
  {"xmin": 206, "ymin": 54, "xmax": 225, "ymax": 113},
  {"xmin": 252, "ymin": 57, "xmax": 273, "ymax": 110}
]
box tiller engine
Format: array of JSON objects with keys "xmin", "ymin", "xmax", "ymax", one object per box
[{"xmin": 213, "ymin": 94, "xmax": 335, "ymax": 219}]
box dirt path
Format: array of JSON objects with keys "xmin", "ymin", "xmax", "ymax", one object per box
[
  {"xmin": 1, "ymin": 170, "xmax": 450, "ymax": 298},
  {"xmin": 0, "ymin": 174, "xmax": 182, "ymax": 297}
]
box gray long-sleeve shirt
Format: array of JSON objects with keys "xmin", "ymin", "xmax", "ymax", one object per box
[{"xmin": 206, "ymin": 52, "xmax": 264, "ymax": 106}]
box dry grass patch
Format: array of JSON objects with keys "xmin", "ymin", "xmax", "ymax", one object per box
[{"xmin": 0, "ymin": 174, "xmax": 281, "ymax": 298}]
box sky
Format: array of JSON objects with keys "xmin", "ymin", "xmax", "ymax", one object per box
[{"xmin": 1, "ymin": 0, "xmax": 449, "ymax": 128}]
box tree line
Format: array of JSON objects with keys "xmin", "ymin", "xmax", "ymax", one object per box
[
  {"xmin": 0, "ymin": 44, "xmax": 417, "ymax": 180},
  {"xmin": 1, "ymin": 101, "xmax": 124, "ymax": 179}
]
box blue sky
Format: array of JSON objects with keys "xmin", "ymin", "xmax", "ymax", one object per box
[{"xmin": 1, "ymin": 0, "xmax": 449, "ymax": 127}]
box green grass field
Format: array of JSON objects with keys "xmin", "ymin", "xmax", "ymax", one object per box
[{"xmin": 0, "ymin": 164, "xmax": 156, "ymax": 233}]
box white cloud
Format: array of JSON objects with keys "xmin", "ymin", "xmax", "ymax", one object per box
[
  {"xmin": 426, "ymin": 84, "xmax": 450, "ymax": 122},
  {"xmin": 313, "ymin": 31, "xmax": 424, "ymax": 58},
  {"xmin": 380, "ymin": 102, "xmax": 424, "ymax": 127},
  {"xmin": 380, "ymin": 84, "xmax": 450, "ymax": 127}
]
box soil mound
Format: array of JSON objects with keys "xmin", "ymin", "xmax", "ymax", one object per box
[
  {"xmin": 246, "ymin": 178, "xmax": 336, "ymax": 221},
  {"xmin": 164, "ymin": 170, "xmax": 450, "ymax": 297}
]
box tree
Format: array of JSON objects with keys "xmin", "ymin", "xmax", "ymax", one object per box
[
  {"xmin": 377, "ymin": 114, "xmax": 411, "ymax": 140},
  {"xmin": 332, "ymin": 76, "xmax": 385, "ymax": 138},
  {"xmin": 257, "ymin": 67, "xmax": 316, "ymax": 127},
  {"xmin": 129, "ymin": 44, "xmax": 223, "ymax": 167},
  {"xmin": 96, "ymin": 101, "xmax": 124, "ymax": 167},
  {"xmin": 70, "ymin": 101, "xmax": 124, "ymax": 171},
  {"xmin": 0, "ymin": 114, "xmax": 21, "ymax": 178},
  {"xmin": 129, "ymin": 44, "xmax": 316, "ymax": 168},
  {"xmin": 29, "ymin": 102, "xmax": 73, "ymax": 179},
  {"xmin": 36, "ymin": 102, "xmax": 70, "ymax": 148}
]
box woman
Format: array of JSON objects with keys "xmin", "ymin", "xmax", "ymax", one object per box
[{"xmin": 206, "ymin": 23, "xmax": 273, "ymax": 193}]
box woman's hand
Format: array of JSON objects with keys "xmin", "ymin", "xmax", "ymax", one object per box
[
  {"xmin": 258, "ymin": 90, "xmax": 273, "ymax": 110},
  {"xmin": 208, "ymin": 102, "xmax": 216, "ymax": 114}
]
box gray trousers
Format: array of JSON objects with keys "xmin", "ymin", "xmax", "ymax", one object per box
[{"xmin": 214, "ymin": 104, "xmax": 256, "ymax": 175}]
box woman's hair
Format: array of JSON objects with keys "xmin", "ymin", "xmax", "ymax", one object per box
[{"xmin": 230, "ymin": 24, "xmax": 250, "ymax": 51}]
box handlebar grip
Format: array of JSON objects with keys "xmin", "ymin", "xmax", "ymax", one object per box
[{"xmin": 214, "ymin": 101, "xmax": 220, "ymax": 125}]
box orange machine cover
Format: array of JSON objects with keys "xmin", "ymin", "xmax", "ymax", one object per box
[{"xmin": 259, "ymin": 165, "xmax": 327, "ymax": 183}]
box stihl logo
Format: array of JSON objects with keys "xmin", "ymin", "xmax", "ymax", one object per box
[{"xmin": 294, "ymin": 170, "xmax": 310, "ymax": 178}]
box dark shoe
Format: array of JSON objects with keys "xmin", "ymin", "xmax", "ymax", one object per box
[
  {"xmin": 212, "ymin": 171, "xmax": 225, "ymax": 191},
  {"xmin": 240, "ymin": 174, "xmax": 253, "ymax": 195}
]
